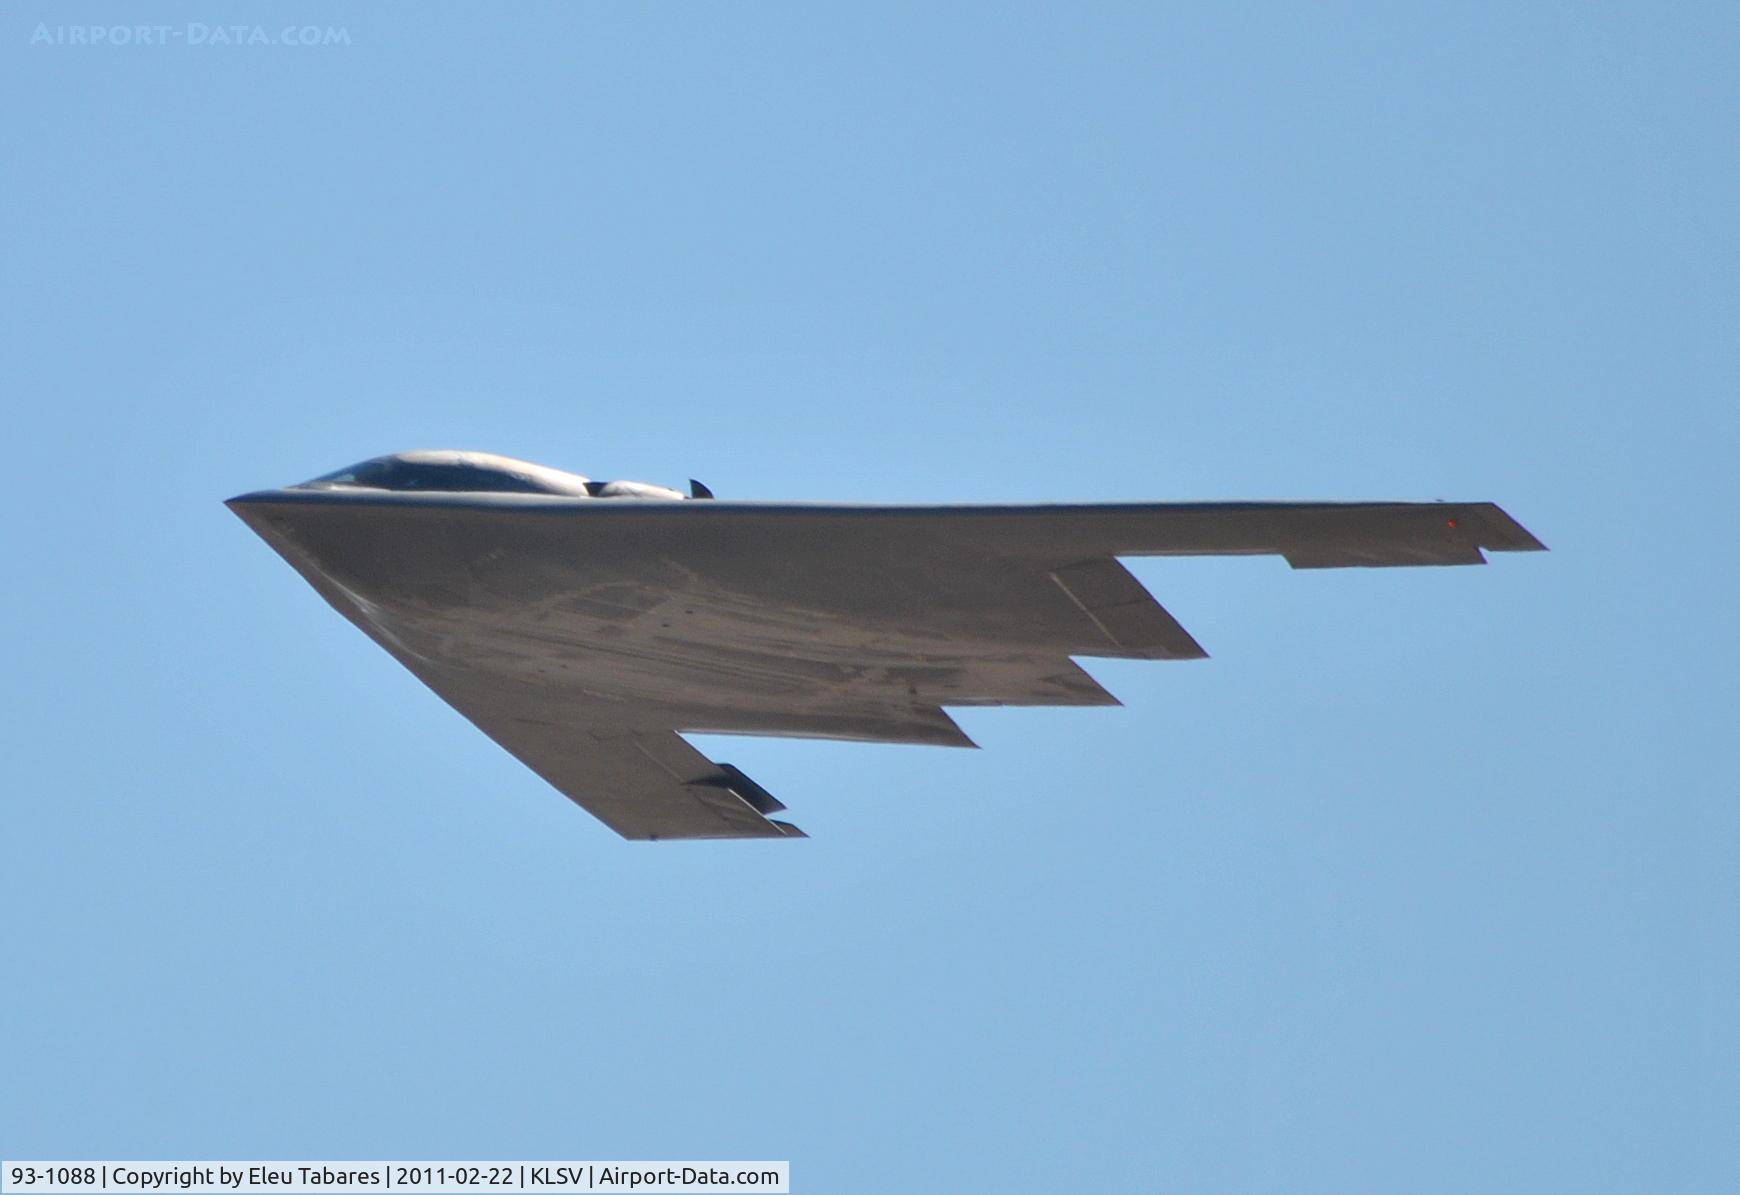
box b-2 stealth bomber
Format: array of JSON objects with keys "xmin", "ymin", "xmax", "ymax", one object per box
[{"xmin": 228, "ymin": 451, "xmax": 1544, "ymax": 840}]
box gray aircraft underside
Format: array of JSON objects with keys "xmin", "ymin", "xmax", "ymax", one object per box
[{"xmin": 228, "ymin": 450, "xmax": 1546, "ymax": 840}]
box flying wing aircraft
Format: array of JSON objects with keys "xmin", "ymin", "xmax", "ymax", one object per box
[{"xmin": 228, "ymin": 450, "xmax": 1545, "ymax": 840}]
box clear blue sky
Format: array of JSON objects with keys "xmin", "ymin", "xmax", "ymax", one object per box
[{"xmin": 3, "ymin": 4, "xmax": 1734, "ymax": 1191}]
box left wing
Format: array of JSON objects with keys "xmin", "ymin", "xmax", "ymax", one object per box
[{"xmin": 430, "ymin": 706, "xmax": 805, "ymax": 840}]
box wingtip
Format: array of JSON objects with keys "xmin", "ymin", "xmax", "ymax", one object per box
[{"xmin": 1479, "ymin": 502, "xmax": 1549, "ymax": 553}]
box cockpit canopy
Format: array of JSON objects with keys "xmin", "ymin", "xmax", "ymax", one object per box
[
  {"xmin": 299, "ymin": 451, "xmax": 691, "ymax": 500},
  {"xmin": 311, "ymin": 457, "xmax": 565, "ymax": 494}
]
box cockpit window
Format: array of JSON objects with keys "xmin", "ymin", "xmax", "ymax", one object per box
[
  {"xmin": 386, "ymin": 463, "xmax": 551, "ymax": 492},
  {"xmin": 310, "ymin": 460, "xmax": 562, "ymax": 494},
  {"xmin": 312, "ymin": 466, "xmax": 366, "ymax": 485}
]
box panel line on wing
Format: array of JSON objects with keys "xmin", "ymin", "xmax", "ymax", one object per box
[{"xmin": 1050, "ymin": 559, "xmax": 1208, "ymax": 660}]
